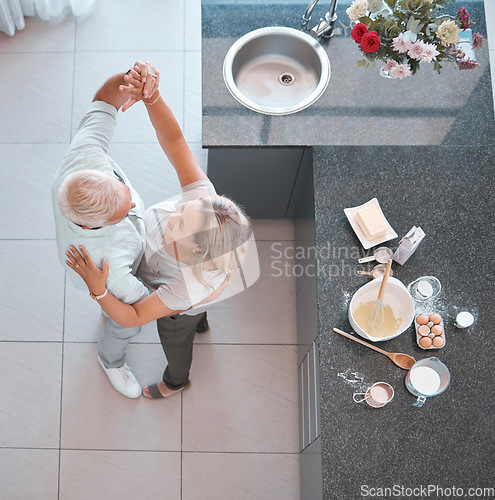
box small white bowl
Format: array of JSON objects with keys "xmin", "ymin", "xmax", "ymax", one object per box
[{"xmin": 348, "ymin": 277, "xmax": 415, "ymax": 342}]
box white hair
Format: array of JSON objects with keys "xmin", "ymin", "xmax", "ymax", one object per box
[{"xmin": 58, "ymin": 170, "xmax": 126, "ymax": 227}]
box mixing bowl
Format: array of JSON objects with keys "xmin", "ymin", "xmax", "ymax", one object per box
[{"xmin": 348, "ymin": 277, "xmax": 415, "ymax": 342}]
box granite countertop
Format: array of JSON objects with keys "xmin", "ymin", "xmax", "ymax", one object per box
[
  {"xmin": 313, "ymin": 145, "xmax": 495, "ymax": 498},
  {"xmin": 202, "ymin": 1, "xmax": 494, "ymax": 147}
]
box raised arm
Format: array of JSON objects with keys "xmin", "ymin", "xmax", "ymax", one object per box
[{"xmin": 142, "ymin": 91, "xmax": 208, "ymax": 186}]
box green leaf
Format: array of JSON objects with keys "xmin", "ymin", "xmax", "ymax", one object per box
[
  {"xmin": 354, "ymin": 59, "xmax": 369, "ymax": 67},
  {"xmin": 333, "ymin": 28, "xmax": 342, "ymax": 36},
  {"xmin": 384, "ymin": 0, "xmax": 396, "ymax": 10}
]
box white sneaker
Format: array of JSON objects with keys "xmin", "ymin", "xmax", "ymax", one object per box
[{"xmin": 98, "ymin": 356, "xmax": 142, "ymax": 399}]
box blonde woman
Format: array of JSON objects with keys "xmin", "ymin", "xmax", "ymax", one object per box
[{"xmin": 66, "ymin": 64, "xmax": 252, "ymax": 399}]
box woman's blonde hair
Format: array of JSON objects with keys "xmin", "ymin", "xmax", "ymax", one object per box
[
  {"xmin": 191, "ymin": 196, "xmax": 252, "ymax": 288},
  {"xmin": 59, "ymin": 170, "xmax": 126, "ymax": 227}
]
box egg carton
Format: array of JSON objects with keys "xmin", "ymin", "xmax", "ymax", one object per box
[{"xmin": 414, "ymin": 313, "xmax": 446, "ymax": 350}]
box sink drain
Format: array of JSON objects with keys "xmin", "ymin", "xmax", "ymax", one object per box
[{"xmin": 278, "ymin": 72, "xmax": 295, "ymax": 86}]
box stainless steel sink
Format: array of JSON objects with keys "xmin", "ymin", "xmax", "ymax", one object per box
[{"xmin": 223, "ymin": 26, "xmax": 331, "ymax": 116}]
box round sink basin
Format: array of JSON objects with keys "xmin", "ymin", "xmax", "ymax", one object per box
[{"xmin": 223, "ymin": 26, "xmax": 331, "ymax": 116}]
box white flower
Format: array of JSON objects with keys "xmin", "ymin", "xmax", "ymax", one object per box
[
  {"xmin": 346, "ymin": 0, "xmax": 369, "ymax": 22},
  {"xmin": 436, "ymin": 20, "xmax": 461, "ymax": 45}
]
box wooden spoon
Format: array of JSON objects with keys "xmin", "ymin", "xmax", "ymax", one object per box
[{"xmin": 333, "ymin": 327, "xmax": 416, "ymax": 370}]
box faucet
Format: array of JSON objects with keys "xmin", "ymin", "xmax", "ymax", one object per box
[{"xmin": 301, "ymin": 0, "xmax": 338, "ymax": 39}]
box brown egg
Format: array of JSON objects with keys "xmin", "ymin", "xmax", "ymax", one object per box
[
  {"xmin": 429, "ymin": 313, "xmax": 442, "ymax": 325},
  {"xmin": 418, "ymin": 325, "xmax": 431, "ymax": 336},
  {"xmin": 432, "ymin": 336, "xmax": 445, "ymax": 347},
  {"xmin": 416, "ymin": 314, "xmax": 429, "ymax": 325},
  {"xmin": 431, "ymin": 324, "xmax": 443, "ymax": 336},
  {"xmin": 419, "ymin": 336, "xmax": 433, "ymax": 348}
]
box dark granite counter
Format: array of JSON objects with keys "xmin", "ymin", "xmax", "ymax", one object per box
[
  {"xmin": 313, "ymin": 145, "xmax": 495, "ymax": 498},
  {"xmin": 202, "ymin": 1, "xmax": 494, "ymax": 147},
  {"xmin": 202, "ymin": 2, "xmax": 495, "ymax": 498}
]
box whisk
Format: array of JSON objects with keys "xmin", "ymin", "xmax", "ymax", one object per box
[{"xmin": 366, "ymin": 258, "xmax": 393, "ymax": 333}]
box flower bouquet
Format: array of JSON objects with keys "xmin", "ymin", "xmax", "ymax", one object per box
[{"xmin": 345, "ymin": 0, "xmax": 484, "ymax": 79}]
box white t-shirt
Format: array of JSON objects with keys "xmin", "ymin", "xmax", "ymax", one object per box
[
  {"xmin": 137, "ymin": 180, "xmax": 227, "ymax": 315},
  {"xmin": 52, "ymin": 101, "xmax": 149, "ymax": 304}
]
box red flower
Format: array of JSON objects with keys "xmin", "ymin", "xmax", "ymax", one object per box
[
  {"xmin": 360, "ymin": 31, "xmax": 381, "ymax": 53},
  {"xmin": 351, "ymin": 23, "xmax": 368, "ymax": 44}
]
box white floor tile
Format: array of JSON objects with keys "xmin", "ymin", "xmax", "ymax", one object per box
[
  {"xmin": 60, "ymin": 450, "xmax": 181, "ymax": 500},
  {"xmin": 72, "ymin": 51, "xmax": 184, "ymax": 144},
  {"xmin": 0, "ymin": 15, "xmax": 75, "ymax": 53},
  {"xmin": 75, "ymin": 0, "xmax": 184, "ymax": 52},
  {"xmin": 0, "ymin": 343, "xmax": 61, "ymax": 448},
  {"xmin": 0, "ymin": 143, "xmax": 65, "ymax": 239},
  {"xmin": 64, "ymin": 274, "xmax": 159, "ymax": 343},
  {"xmin": 189, "ymin": 142, "xmax": 209, "ymax": 173},
  {"xmin": 185, "ymin": 0, "xmax": 202, "ymax": 51},
  {"xmin": 182, "ymin": 344, "xmax": 299, "ymax": 453},
  {"xmin": 61, "ymin": 343, "xmax": 182, "ymax": 451},
  {"xmin": 212, "ymin": 241, "xmax": 297, "ymax": 327},
  {"xmin": 0, "ymin": 240, "xmax": 64, "ymax": 341},
  {"xmin": 0, "ymin": 449, "xmax": 59, "ymax": 500},
  {"xmin": 251, "ymin": 219, "xmax": 295, "ymax": 240},
  {"xmin": 108, "ymin": 142, "xmax": 182, "ymax": 208},
  {"xmin": 182, "ymin": 452, "xmax": 300, "ymax": 500},
  {"xmin": 0, "ymin": 53, "xmax": 73, "ymax": 143},
  {"xmin": 184, "ymin": 50, "xmax": 203, "ymax": 143}
]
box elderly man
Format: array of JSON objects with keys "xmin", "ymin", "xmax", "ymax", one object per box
[{"xmin": 52, "ymin": 62, "xmax": 159, "ymax": 398}]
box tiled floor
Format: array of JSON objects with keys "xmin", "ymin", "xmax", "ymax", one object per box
[
  {"xmin": 0, "ymin": 1, "xmax": 300, "ymax": 499},
  {"xmin": 1, "ymin": 1, "xmax": 494, "ymax": 499}
]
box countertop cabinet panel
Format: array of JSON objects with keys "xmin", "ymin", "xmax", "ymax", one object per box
[{"xmin": 207, "ymin": 148, "xmax": 305, "ymax": 218}]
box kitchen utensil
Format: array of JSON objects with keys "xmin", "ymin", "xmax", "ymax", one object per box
[
  {"xmin": 358, "ymin": 246, "xmax": 394, "ymax": 264},
  {"xmin": 357, "ymin": 264, "xmax": 394, "ymax": 279},
  {"xmin": 405, "ymin": 357, "xmax": 451, "ymax": 407},
  {"xmin": 366, "ymin": 259, "xmax": 393, "ymax": 332},
  {"xmin": 353, "ymin": 382, "xmax": 394, "ymax": 407},
  {"xmin": 333, "ymin": 328, "xmax": 416, "ymax": 370}
]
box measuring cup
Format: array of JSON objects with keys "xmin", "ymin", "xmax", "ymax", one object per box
[
  {"xmin": 358, "ymin": 247, "xmax": 394, "ymax": 265},
  {"xmin": 405, "ymin": 357, "xmax": 451, "ymax": 407},
  {"xmin": 353, "ymin": 382, "xmax": 394, "ymax": 408}
]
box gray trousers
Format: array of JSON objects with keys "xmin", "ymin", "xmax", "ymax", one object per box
[
  {"xmin": 157, "ymin": 311, "xmax": 207, "ymax": 390},
  {"xmin": 97, "ymin": 317, "xmax": 141, "ymax": 368}
]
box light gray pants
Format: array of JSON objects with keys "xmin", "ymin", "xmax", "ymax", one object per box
[{"xmin": 97, "ymin": 317, "xmax": 141, "ymax": 368}]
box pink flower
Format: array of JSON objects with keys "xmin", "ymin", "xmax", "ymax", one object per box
[
  {"xmin": 389, "ymin": 63, "xmax": 412, "ymax": 79},
  {"xmin": 383, "ymin": 59, "xmax": 399, "ymax": 72},
  {"xmin": 392, "ymin": 33, "xmax": 410, "ymax": 53},
  {"xmin": 458, "ymin": 58, "xmax": 479, "ymax": 70},
  {"xmin": 420, "ymin": 43, "xmax": 440, "ymax": 63},
  {"xmin": 472, "ymin": 33, "xmax": 484, "ymax": 49},
  {"xmin": 452, "ymin": 48, "xmax": 466, "ymax": 60},
  {"xmin": 407, "ymin": 40, "xmax": 426, "ymax": 61},
  {"xmin": 458, "ymin": 7, "xmax": 471, "ymax": 30}
]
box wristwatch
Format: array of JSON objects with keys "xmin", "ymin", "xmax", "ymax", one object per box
[{"xmin": 89, "ymin": 289, "xmax": 108, "ymax": 301}]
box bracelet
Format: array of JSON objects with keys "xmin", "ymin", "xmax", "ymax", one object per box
[
  {"xmin": 144, "ymin": 92, "xmax": 160, "ymax": 106},
  {"xmin": 89, "ymin": 289, "xmax": 108, "ymax": 301}
]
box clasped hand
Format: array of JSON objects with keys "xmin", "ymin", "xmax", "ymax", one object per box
[{"xmin": 120, "ymin": 60, "xmax": 160, "ymax": 112}]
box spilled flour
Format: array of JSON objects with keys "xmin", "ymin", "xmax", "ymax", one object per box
[{"xmin": 337, "ymin": 368, "xmax": 368, "ymax": 392}]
